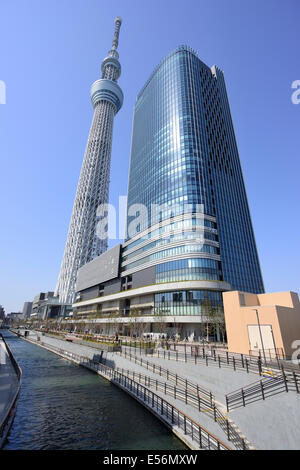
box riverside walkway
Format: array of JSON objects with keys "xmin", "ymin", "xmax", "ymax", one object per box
[{"xmin": 0, "ymin": 333, "xmax": 21, "ymax": 448}]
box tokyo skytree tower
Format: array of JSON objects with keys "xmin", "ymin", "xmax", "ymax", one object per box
[{"xmin": 55, "ymin": 17, "xmax": 123, "ymax": 305}]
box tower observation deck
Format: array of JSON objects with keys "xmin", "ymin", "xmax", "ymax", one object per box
[{"xmin": 55, "ymin": 17, "xmax": 123, "ymax": 305}]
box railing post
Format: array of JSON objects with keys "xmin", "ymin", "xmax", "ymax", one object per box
[
  {"xmin": 226, "ymin": 419, "xmax": 230, "ymax": 440},
  {"xmin": 233, "ymin": 356, "xmax": 236, "ymax": 371},
  {"xmin": 260, "ymin": 380, "xmax": 265, "ymax": 400},
  {"xmin": 258, "ymin": 358, "xmax": 262, "ymax": 376},
  {"xmin": 241, "ymin": 388, "xmax": 245, "ymax": 407},
  {"xmin": 184, "ymin": 415, "xmax": 187, "ymax": 434},
  {"xmin": 293, "ymin": 372, "xmax": 299, "ymax": 393},
  {"xmin": 226, "ymin": 395, "xmax": 229, "ymax": 412},
  {"xmin": 281, "ymin": 365, "xmax": 288, "ymax": 392},
  {"xmin": 218, "ymin": 355, "xmax": 221, "ymax": 368},
  {"xmin": 245, "ymin": 358, "xmax": 249, "ymax": 373},
  {"xmin": 226, "ymin": 351, "xmax": 229, "ymax": 364}
]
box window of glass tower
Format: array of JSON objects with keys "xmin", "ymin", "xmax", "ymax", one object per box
[
  {"xmin": 121, "ymin": 243, "xmax": 220, "ymax": 272},
  {"xmin": 155, "ymin": 258, "xmax": 223, "ymax": 283},
  {"xmin": 154, "ymin": 290, "xmax": 223, "ymax": 316},
  {"xmin": 126, "ymin": 48, "xmax": 212, "ymax": 238}
]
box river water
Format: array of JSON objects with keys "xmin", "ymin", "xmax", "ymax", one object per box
[{"xmin": 2, "ymin": 331, "xmax": 186, "ymax": 450}]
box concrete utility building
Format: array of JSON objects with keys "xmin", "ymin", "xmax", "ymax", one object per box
[
  {"xmin": 72, "ymin": 45, "xmax": 264, "ymax": 339},
  {"xmin": 223, "ymin": 291, "xmax": 300, "ymax": 359}
]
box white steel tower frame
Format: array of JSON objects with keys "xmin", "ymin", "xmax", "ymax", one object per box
[{"xmin": 55, "ymin": 17, "xmax": 123, "ymax": 305}]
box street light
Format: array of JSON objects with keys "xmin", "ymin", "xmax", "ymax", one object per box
[{"xmin": 253, "ymin": 308, "xmax": 267, "ymax": 364}]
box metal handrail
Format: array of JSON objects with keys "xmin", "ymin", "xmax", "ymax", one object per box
[
  {"xmin": 121, "ymin": 347, "xmax": 214, "ymax": 403},
  {"xmin": 118, "ymin": 348, "xmax": 248, "ymax": 450},
  {"xmin": 226, "ymin": 369, "xmax": 300, "ymax": 411},
  {"xmin": 128, "ymin": 344, "xmax": 300, "ymax": 379},
  {"xmin": 0, "ymin": 333, "xmax": 22, "ymax": 446}
]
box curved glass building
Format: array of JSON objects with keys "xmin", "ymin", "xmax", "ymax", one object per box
[{"xmin": 74, "ymin": 45, "xmax": 264, "ymax": 340}]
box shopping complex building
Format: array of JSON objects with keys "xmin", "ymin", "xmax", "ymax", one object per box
[{"xmin": 72, "ymin": 45, "xmax": 264, "ymax": 340}]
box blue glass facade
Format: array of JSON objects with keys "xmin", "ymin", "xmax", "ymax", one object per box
[{"xmin": 124, "ymin": 45, "xmax": 264, "ymax": 296}]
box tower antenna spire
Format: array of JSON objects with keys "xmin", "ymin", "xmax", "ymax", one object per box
[{"xmin": 111, "ymin": 16, "xmax": 122, "ymax": 51}]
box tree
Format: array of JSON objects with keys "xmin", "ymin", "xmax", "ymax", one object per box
[
  {"xmin": 153, "ymin": 307, "xmax": 166, "ymax": 335},
  {"xmin": 201, "ymin": 295, "xmax": 225, "ymax": 342}
]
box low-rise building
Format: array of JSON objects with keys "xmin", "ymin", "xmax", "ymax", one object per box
[{"xmin": 223, "ymin": 290, "xmax": 300, "ymax": 359}]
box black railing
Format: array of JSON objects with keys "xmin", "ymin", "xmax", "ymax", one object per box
[
  {"xmin": 118, "ymin": 348, "xmax": 248, "ymax": 450},
  {"xmin": 121, "ymin": 347, "xmax": 214, "ymax": 404},
  {"xmin": 122, "ymin": 343, "xmax": 300, "ymax": 379},
  {"xmin": 0, "ymin": 333, "xmax": 22, "ymax": 447},
  {"xmin": 226, "ymin": 367, "xmax": 300, "ymax": 411}
]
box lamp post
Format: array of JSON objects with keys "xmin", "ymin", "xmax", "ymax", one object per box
[{"xmin": 253, "ymin": 308, "xmax": 267, "ymax": 364}]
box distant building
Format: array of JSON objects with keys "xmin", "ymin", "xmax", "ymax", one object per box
[
  {"xmin": 223, "ymin": 291, "xmax": 300, "ymax": 359},
  {"xmin": 7, "ymin": 312, "xmax": 24, "ymax": 323},
  {"xmin": 0, "ymin": 305, "xmax": 5, "ymax": 320},
  {"xmin": 22, "ymin": 301, "xmax": 33, "ymax": 319},
  {"xmin": 31, "ymin": 292, "xmax": 60, "ymax": 320}
]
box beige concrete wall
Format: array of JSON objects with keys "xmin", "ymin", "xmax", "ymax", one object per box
[
  {"xmin": 258, "ymin": 291, "xmax": 299, "ymax": 309},
  {"xmin": 223, "ymin": 291, "xmax": 300, "ymax": 358}
]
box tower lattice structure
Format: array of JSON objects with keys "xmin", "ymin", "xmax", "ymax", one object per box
[{"xmin": 55, "ymin": 17, "xmax": 123, "ymax": 305}]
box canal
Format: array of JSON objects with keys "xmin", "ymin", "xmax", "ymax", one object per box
[{"xmin": 2, "ymin": 331, "xmax": 186, "ymax": 450}]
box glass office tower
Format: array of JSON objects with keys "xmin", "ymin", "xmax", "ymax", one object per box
[
  {"xmin": 74, "ymin": 45, "xmax": 264, "ymax": 339},
  {"xmin": 123, "ymin": 45, "xmax": 264, "ymax": 315}
]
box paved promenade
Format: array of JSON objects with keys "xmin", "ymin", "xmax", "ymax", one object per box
[
  {"xmin": 24, "ymin": 331, "xmax": 300, "ymax": 449},
  {"xmin": 0, "ymin": 337, "xmax": 19, "ymax": 427}
]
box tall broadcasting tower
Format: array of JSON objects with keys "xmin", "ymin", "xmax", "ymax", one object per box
[{"xmin": 56, "ymin": 17, "xmax": 123, "ymax": 305}]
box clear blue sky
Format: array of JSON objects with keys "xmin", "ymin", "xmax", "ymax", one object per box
[{"xmin": 0, "ymin": 0, "xmax": 299, "ymax": 313}]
